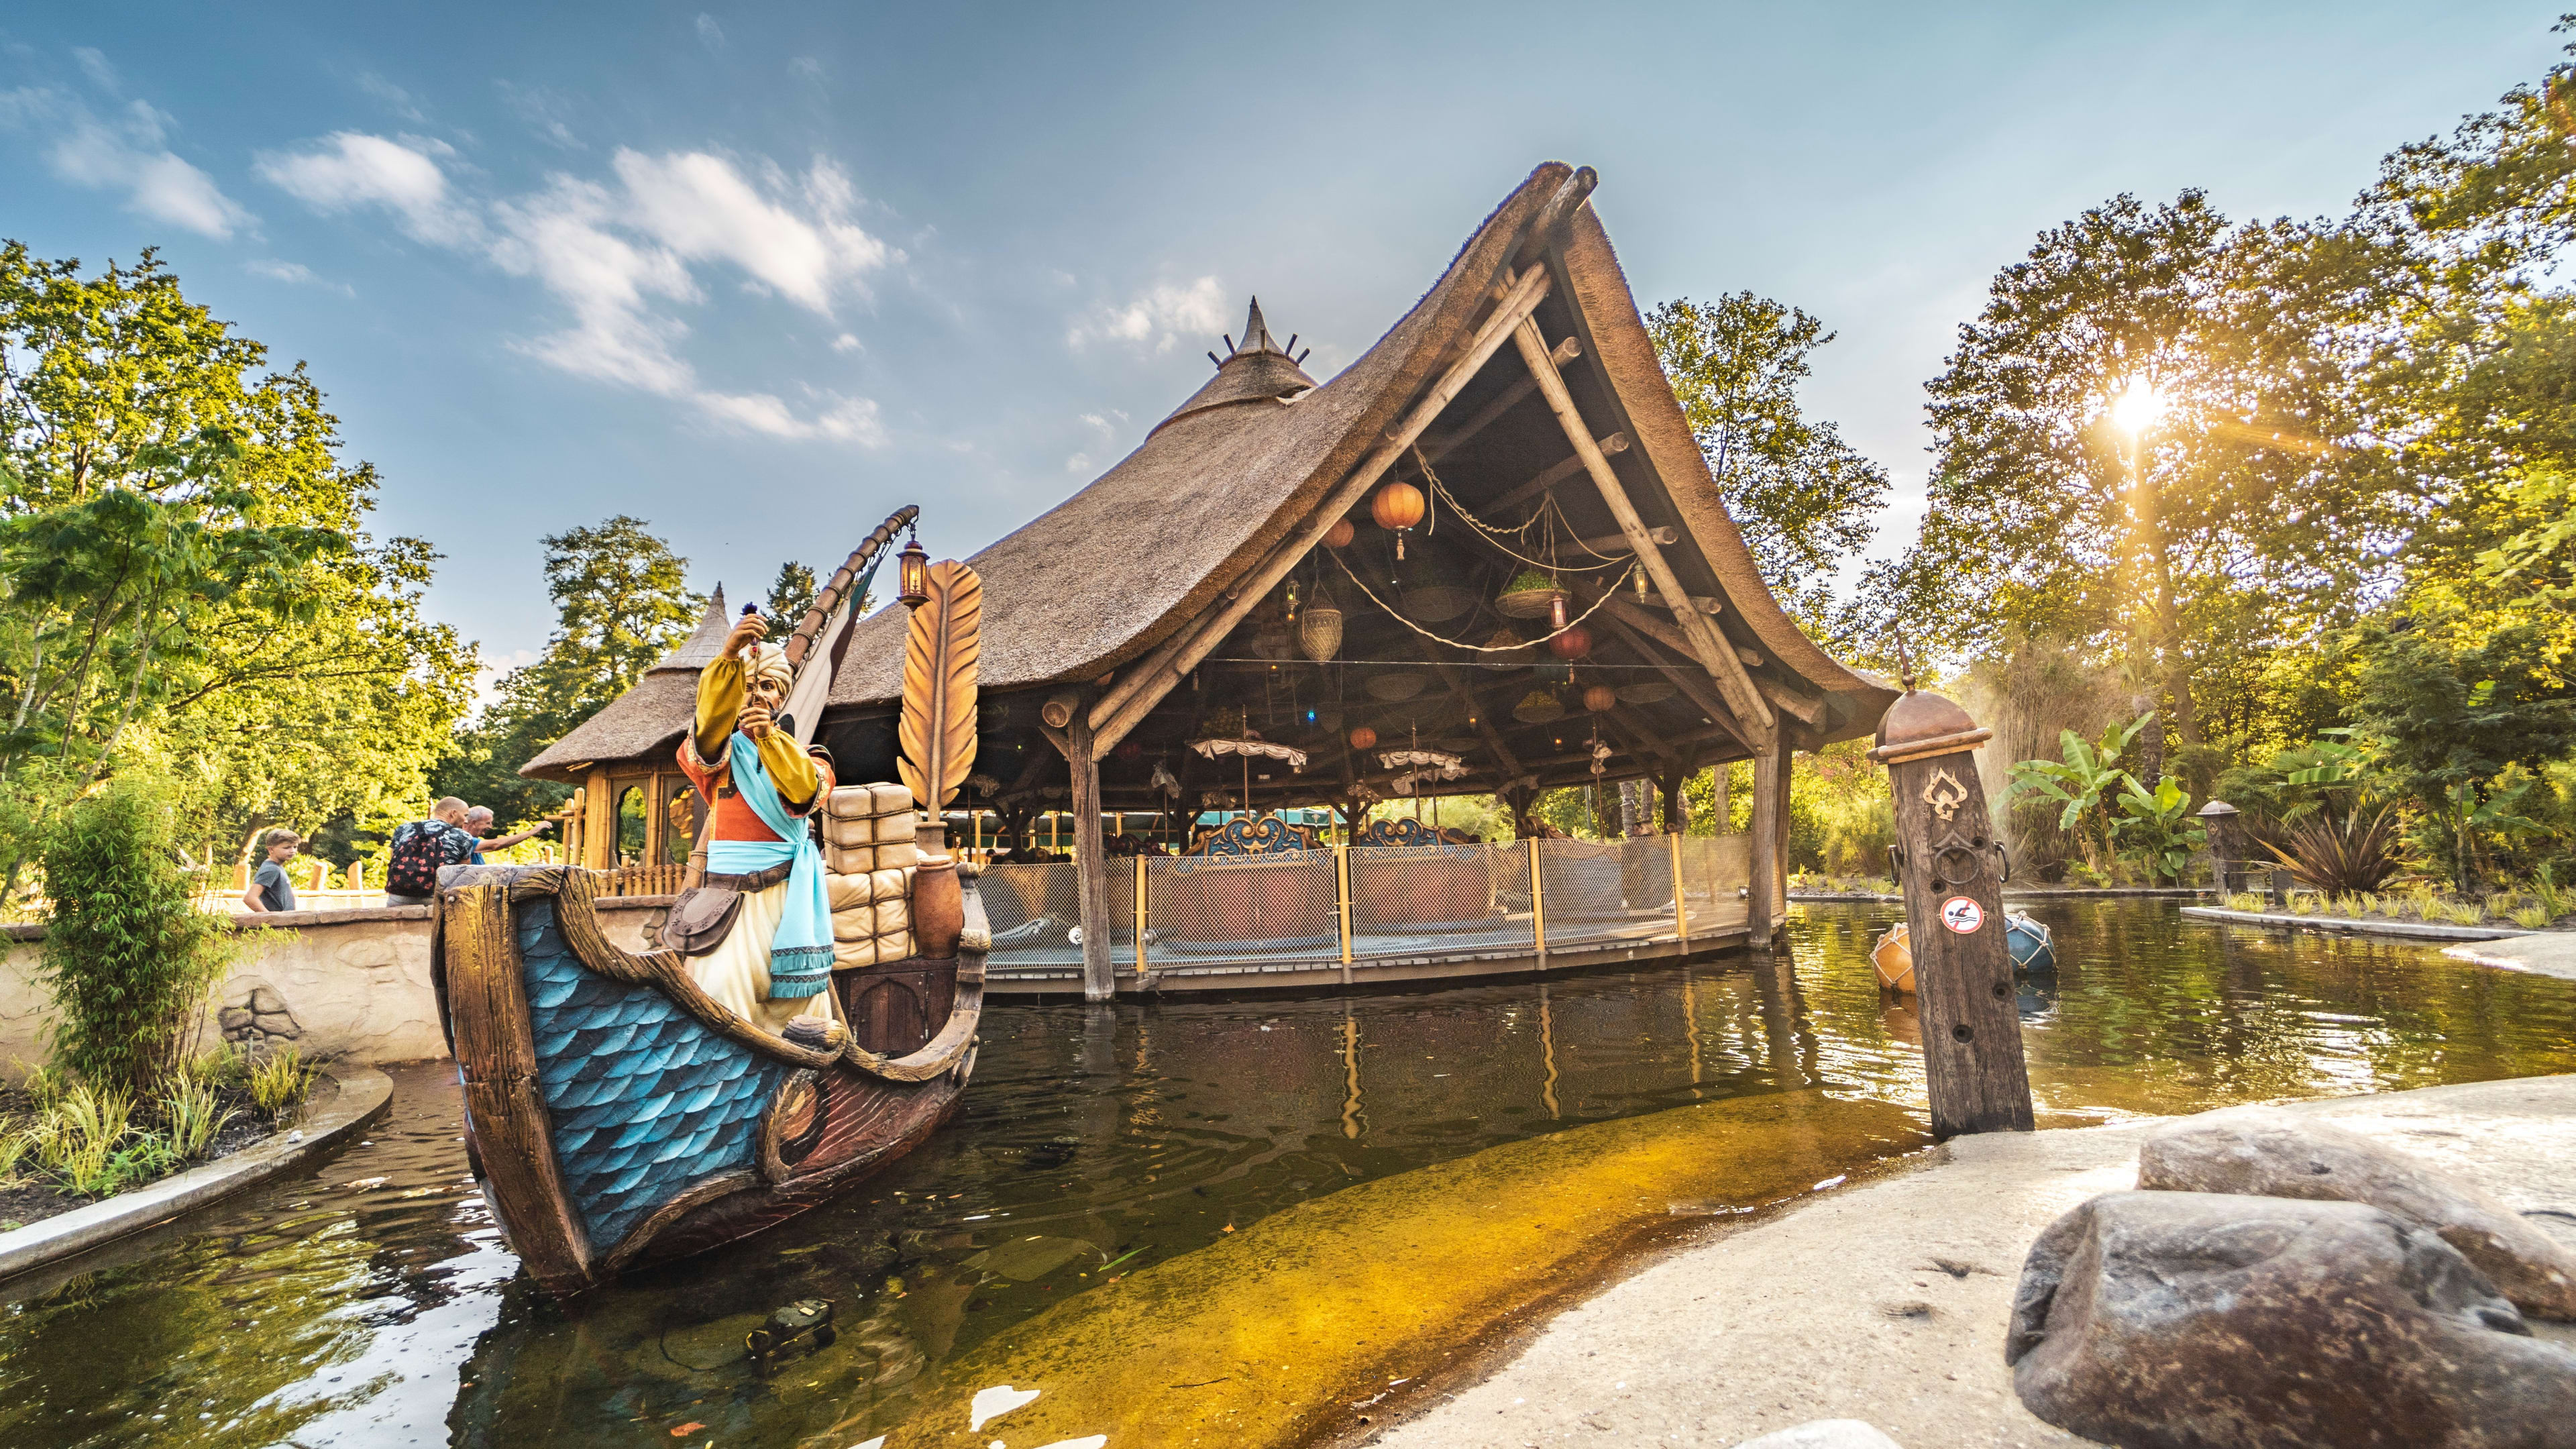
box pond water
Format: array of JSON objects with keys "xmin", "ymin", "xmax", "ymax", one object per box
[{"xmin": 6, "ymin": 901, "xmax": 2575, "ymax": 1448}]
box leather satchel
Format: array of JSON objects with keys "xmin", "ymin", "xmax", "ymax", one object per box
[{"xmin": 658, "ymin": 861, "xmax": 795, "ymax": 957}]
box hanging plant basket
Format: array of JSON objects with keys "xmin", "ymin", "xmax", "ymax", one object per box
[
  {"xmin": 1481, "ymin": 625, "xmax": 1536, "ymax": 661},
  {"xmin": 1401, "ymin": 585, "xmax": 1477, "ymax": 623},
  {"xmin": 1497, "ymin": 570, "xmax": 1570, "ymax": 621},
  {"xmin": 1513, "ymin": 689, "xmax": 1564, "ymax": 724},
  {"xmin": 1617, "ymin": 681, "xmax": 1678, "ymax": 705}
]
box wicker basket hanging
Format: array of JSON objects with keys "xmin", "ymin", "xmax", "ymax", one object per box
[
  {"xmin": 1497, "ymin": 570, "xmax": 1570, "ymax": 621},
  {"xmin": 1297, "ymin": 590, "xmax": 1344, "ymax": 663}
]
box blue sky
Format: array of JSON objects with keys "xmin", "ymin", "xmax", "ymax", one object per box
[{"xmin": 1, "ymin": 4, "xmax": 2561, "ymax": 697}]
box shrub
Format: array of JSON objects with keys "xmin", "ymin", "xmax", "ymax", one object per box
[
  {"xmin": 2513, "ymin": 905, "xmax": 2553, "ymax": 928},
  {"xmin": 249, "ymin": 1045, "xmax": 315, "ymax": 1121},
  {"xmin": 34, "ymin": 774, "xmax": 241, "ymax": 1093},
  {"xmin": 2258, "ymin": 800, "xmax": 2404, "ymax": 895}
]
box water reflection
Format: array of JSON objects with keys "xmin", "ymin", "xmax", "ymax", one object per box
[{"xmin": 3, "ymin": 902, "xmax": 2573, "ymax": 1448}]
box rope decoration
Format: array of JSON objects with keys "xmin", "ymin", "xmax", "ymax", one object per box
[
  {"xmin": 1413, "ymin": 447, "xmax": 1625, "ymax": 573},
  {"xmin": 1324, "ymin": 545, "xmax": 1633, "ymax": 652}
]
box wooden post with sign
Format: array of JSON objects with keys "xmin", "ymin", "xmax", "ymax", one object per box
[{"xmin": 1869, "ymin": 684, "xmax": 2033, "ymax": 1137}]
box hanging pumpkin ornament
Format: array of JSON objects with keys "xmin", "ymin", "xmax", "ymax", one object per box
[
  {"xmin": 1297, "ymin": 587, "xmax": 1344, "ymax": 663},
  {"xmin": 1324, "ymin": 517, "xmax": 1356, "ymax": 549},
  {"xmin": 1548, "ymin": 623, "xmax": 1593, "ymax": 661},
  {"xmin": 1371, "ymin": 479, "xmax": 1426, "ymax": 559},
  {"xmin": 1584, "ymin": 684, "xmax": 1618, "ymax": 713},
  {"xmin": 1348, "ymin": 724, "xmax": 1379, "ymax": 751}
]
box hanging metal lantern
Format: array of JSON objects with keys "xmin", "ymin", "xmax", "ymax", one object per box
[
  {"xmin": 896, "ymin": 534, "xmax": 930, "ymax": 610},
  {"xmin": 1348, "ymin": 724, "xmax": 1378, "ymax": 752},
  {"xmin": 1324, "ymin": 517, "xmax": 1356, "ymax": 549},
  {"xmin": 1548, "ymin": 623, "xmax": 1593, "ymax": 661},
  {"xmin": 1297, "ymin": 588, "xmax": 1344, "ymax": 663},
  {"xmin": 1371, "ymin": 480, "xmax": 1426, "ymax": 559},
  {"xmin": 1550, "ymin": 592, "xmax": 1570, "ymax": 631},
  {"xmin": 1583, "ymin": 684, "xmax": 1618, "ymax": 713}
]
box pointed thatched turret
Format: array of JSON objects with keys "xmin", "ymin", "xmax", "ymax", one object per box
[{"xmin": 1162, "ymin": 299, "xmax": 1318, "ymax": 429}]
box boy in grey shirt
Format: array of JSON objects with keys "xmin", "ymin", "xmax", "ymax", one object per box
[{"xmin": 243, "ymin": 829, "xmax": 302, "ymax": 913}]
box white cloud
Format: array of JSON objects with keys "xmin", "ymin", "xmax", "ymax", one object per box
[
  {"xmin": 71, "ymin": 47, "xmax": 117, "ymax": 92},
  {"xmin": 1066, "ymin": 453, "xmax": 1093, "ymax": 474},
  {"xmin": 695, "ymin": 13, "xmax": 725, "ymax": 48},
  {"xmin": 246, "ymin": 258, "xmax": 354, "ymax": 297},
  {"xmin": 255, "ymin": 131, "xmax": 480, "ymax": 246},
  {"xmin": 356, "ymin": 72, "xmax": 427, "ymax": 122},
  {"xmin": 1067, "ymin": 276, "xmax": 1227, "ymax": 353},
  {"xmin": 258, "ymin": 129, "xmax": 894, "ymax": 442},
  {"xmin": 2, "ymin": 87, "xmax": 253, "ymax": 239},
  {"xmin": 496, "ymin": 81, "xmax": 582, "ymax": 150},
  {"xmin": 789, "ymin": 56, "xmax": 824, "ymax": 80},
  {"xmin": 471, "ymin": 647, "xmax": 540, "ymax": 714},
  {"xmin": 831, "ymin": 332, "xmax": 861, "ymax": 352}
]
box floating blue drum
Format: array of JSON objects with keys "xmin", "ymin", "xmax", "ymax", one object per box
[{"xmin": 1871, "ymin": 910, "xmax": 2057, "ymax": 995}]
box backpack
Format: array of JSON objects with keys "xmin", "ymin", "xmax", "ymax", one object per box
[{"xmin": 386, "ymin": 820, "xmax": 449, "ymax": 898}]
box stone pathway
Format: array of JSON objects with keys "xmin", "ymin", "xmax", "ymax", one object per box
[{"xmin": 2447, "ymin": 932, "xmax": 2576, "ymax": 982}]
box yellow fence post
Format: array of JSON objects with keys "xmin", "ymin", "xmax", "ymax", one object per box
[
  {"xmin": 1529, "ymin": 839, "xmax": 1548, "ymax": 971},
  {"xmin": 1670, "ymin": 830, "xmax": 1689, "ymax": 946},
  {"xmin": 1134, "ymin": 854, "xmax": 1148, "ymax": 978},
  {"xmin": 1334, "ymin": 843, "xmax": 1354, "ymax": 985}
]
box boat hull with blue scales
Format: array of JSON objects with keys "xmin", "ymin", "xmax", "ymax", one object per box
[{"xmin": 431, "ymin": 861, "xmax": 987, "ymax": 1299}]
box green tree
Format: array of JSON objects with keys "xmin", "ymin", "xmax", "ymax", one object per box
[
  {"xmin": 1880, "ymin": 193, "xmax": 2397, "ymax": 759},
  {"xmin": 766, "ymin": 561, "xmax": 817, "ymax": 625},
  {"xmin": 1645, "ymin": 294, "xmax": 1889, "ymax": 629},
  {"xmin": 0, "ymin": 244, "xmax": 473, "ymax": 880},
  {"xmin": 435, "ymin": 517, "xmax": 702, "ymax": 826}
]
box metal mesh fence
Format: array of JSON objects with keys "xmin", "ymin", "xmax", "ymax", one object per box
[
  {"xmin": 980, "ymin": 830, "xmax": 1760, "ymax": 977},
  {"xmin": 1676, "ymin": 834, "xmax": 1753, "ymax": 933},
  {"xmin": 1142, "ymin": 849, "xmax": 1340, "ymax": 967},
  {"xmin": 1535, "ymin": 838, "xmax": 1678, "ymax": 951},
  {"xmin": 980, "ymin": 861, "xmax": 1083, "ymax": 968},
  {"xmin": 1349, "ymin": 842, "xmax": 1536, "ymax": 960}
]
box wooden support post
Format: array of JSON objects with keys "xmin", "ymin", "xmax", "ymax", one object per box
[
  {"xmin": 1529, "ymin": 839, "xmax": 1549, "ymax": 971},
  {"xmin": 1669, "ymin": 829, "xmax": 1690, "ymax": 945},
  {"xmin": 1748, "ymin": 736, "xmax": 1785, "ymax": 946},
  {"xmin": 1772, "ymin": 734, "xmax": 1794, "ymax": 910},
  {"xmin": 1334, "ymin": 843, "xmax": 1354, "ymax": 983},
  {"xmin": 1872, "ymin": 688, "xmax": 2033, "ymax": 1137},
  {"xmin": 1134, "ymin": 853, "xmax": 1149, "ymax": 977},
  {"xmin": 1067, "ymin": 714, "xmax": 1115, "ymax": 1002}
]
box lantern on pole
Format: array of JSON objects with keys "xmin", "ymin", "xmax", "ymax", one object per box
[
  {"xmin": 1371, "ymin": 480, "xmax": 1426, "ymax": 559},
  {"xmin": 896, "ymin": 531, "xmax": 931, "ymax": 610}
]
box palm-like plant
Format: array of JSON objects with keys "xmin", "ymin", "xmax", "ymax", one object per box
[
  {"xmin": 2006, "ymin": 714, "xmax": 2150, "ymax": 881},
  {"xmin": 2259, "ymin": 799, "xmax": 2405, "ymax": 894}
]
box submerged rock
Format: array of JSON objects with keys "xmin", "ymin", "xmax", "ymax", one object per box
[
  {"xmin": 2137, "ymin": 1109, "xmax": 2576, "ymax": 1320},
  {"xmin": 2009, "ymin": 1190, "xmax": 2576, "ymax": 1448},
  {"xmin": 1732, "ymin": 1421, "xmax": 1904, "ymax": 1448}
]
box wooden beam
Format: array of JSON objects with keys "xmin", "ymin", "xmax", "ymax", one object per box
[
  {"xmin": 1748, "ymin": 732, "xmax": 1787, "ymax": 947},
  {"xmin": 1596, "ymin": 605, "xmax": 1751, "ymax": 753},
  {"xmin": 1512, "ymin": 315, "xmax": 1776, "ymax": 741},
  {"xmin": 1066, "ymin": 714, "xmax": 1115, "ymax": 1001},
  {"xmin": 1601, "ymin": 594, "xmax": 1821, "ymax": 727},
  {"xmin": 1415, "ymin": 335, "xmax": 1578, "ymax": 462},
  {"xmin": 1089, "ymin": 263, "xmax": 1559, "ymax": 753},
  {"xmin": 1485, "ymin": 432, "xmax": 1628, "ymax": 516},
  {"xmin": 1575, "ymin": 525, "xmax": 1676, "ymax": 553}
]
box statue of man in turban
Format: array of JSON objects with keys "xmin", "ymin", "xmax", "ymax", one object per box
[{"xmin": 672, "ymin": 609, "xmax": 845, "ymax": 1035}]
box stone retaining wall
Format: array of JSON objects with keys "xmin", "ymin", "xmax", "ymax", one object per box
[{"xmin": 0, "ymin": 900, "xmax": 667, "ymax": 1077}]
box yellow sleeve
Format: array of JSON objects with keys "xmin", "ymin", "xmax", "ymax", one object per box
[
  {"xmin": 695, "ymin": 655, "xmax": 745, "ymax": 761},
  {"xmin": 757, "ymin": 729, "xmax": 820, "ymax": 808}
]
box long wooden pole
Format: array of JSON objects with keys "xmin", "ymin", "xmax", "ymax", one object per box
[
  {"xmin": 1089, "ymin": 264, "xmax": 1558, "ymax": 754},
  {"xmin": 1067, "ymin": 714, "xmax": 1115, "ymax": 1001},
  {"xmin": 1749, "ymin": 733, "xmax": 1786, "ymax": 946},
  {"xmin": 1509, "ymin": 315, "xmax": 1776, "ymax": 741},
  {"xmin": 1601, "ymin": 595, "xmax": 1822, "ymax": 728}
]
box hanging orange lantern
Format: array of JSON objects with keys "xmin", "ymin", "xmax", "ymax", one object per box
[
  {"xmin": 1583, "ymin": 684, "xmax": 1618, "ymax": 713},
  {"xmin": 1548, "ymin": 623, "xmax": 1593, "ymax": 661},
  {"xmin": 1348, "ymin": 725, "xmax": 1378, "ymax": 751},
  {"xmin": 1371, "ymin": 480, "xmax": 1426, "ymax": 559},
  {"xmin": 1324, "ymin": 517, "xmax": 1356, "ymax": 549}
]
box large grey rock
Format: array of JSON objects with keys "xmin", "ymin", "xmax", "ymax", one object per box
[
  {"xmin": 2139, "ymin": 1108, "xmax": 2576, "ymax": 1319},
  {"xmin": 2009, "ymin": 1190, "xmax": 2576, "ymax": 1448},
  {"xmin": 1732, "ymin": 1421, "xmax": 1904, "ymax": 1449}
]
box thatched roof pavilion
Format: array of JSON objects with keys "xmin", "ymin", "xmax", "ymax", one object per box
[{"xmin": 529, "ymin": 162, "xmax": 1893, "ymax": 977}]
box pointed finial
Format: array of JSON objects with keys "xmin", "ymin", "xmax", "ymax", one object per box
[
  {"xmin": 1892, "ymin": 628, "xmax": 1917, "ymax": 692},
  {"xmin": 1240, "ymin": 297, "xmax": 1275, "ymax": 354}
]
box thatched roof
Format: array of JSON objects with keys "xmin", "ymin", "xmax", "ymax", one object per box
[
  {"xmin": 529, "ymin": 162, "xmax": 1898, "ymax": 787},
  {"xmin": 523, "ymin": 586, "xmax": 727, "ymax": 779}
]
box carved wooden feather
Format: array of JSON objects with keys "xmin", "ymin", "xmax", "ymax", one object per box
[{"xmin": 898, "ymin": 559, "xmax": 981, "ymax": 811}]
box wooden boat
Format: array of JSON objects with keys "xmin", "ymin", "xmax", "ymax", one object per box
[
  {"xmin": 1871, "ymin": 912, "xmax": 2057, "ymax": 995},
  {"xmin": 431, "ymin": 861, "xmax": 987, "ymax": 1298}
]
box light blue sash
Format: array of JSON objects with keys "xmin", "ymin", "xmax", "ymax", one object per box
[{"xmin": 704, "ymin": 732, "xmax": 833, "ymax": 999}]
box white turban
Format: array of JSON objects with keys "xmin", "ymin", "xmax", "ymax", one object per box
[{"xmin": 743, "ymin": 642, "xmax": 793, "ymax": 690}]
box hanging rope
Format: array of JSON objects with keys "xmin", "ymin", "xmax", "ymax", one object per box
[
  {"xmin": 1326, "ymin": 547, "xmax": 1632, "ymax": 651},
  {"xmin": 1413, "ymin": 447, "xmax": 1625, "ymax": 573}
]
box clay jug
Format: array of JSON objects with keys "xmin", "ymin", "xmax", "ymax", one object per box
[{"xmin": 910, "ymin": 818, "xmax": 964, "ymax": 960}]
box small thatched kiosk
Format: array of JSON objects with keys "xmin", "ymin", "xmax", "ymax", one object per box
[{"xmin": 530, "ymin": 162, "xmax": 1893, "ymax": 998}]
